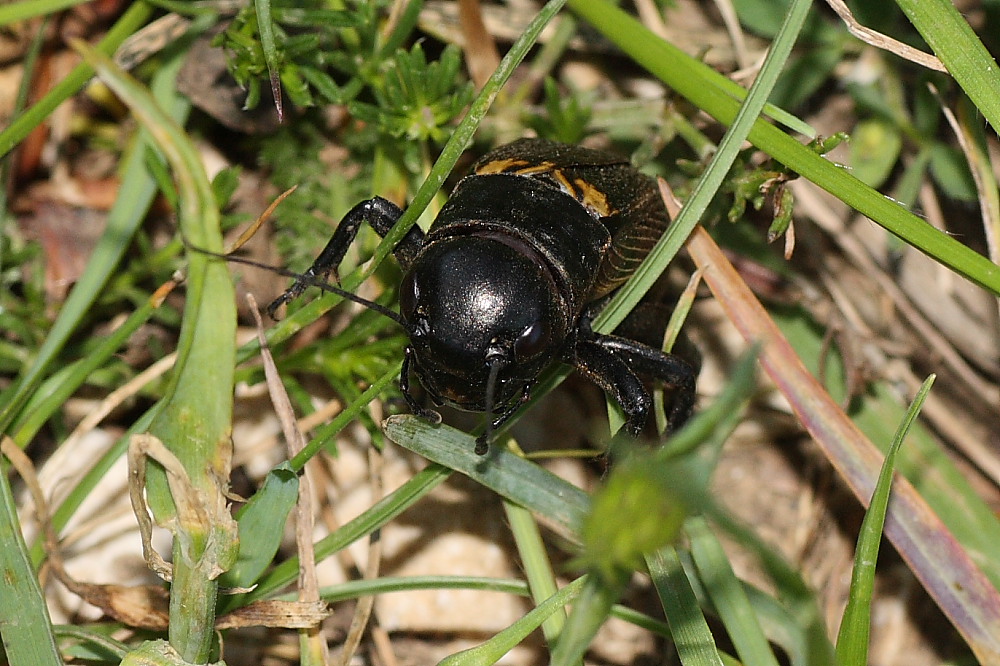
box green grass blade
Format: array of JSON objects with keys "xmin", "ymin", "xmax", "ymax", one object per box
[
  {"xmin": 311, "ymin": 574, "xmax": 676, "ymax": 646},
  {"xmin": 312, "ymin": 575, "xmax": 531, "ymax": 603},
  {"xmin": 387, "ymin": 344, "xmax": 760, "ymax": 541},
  {"xmin": 504, "ymin": 499, "xmax": 567, "ymax": 645},
  {"xmin": 647, "ymin": 547, "xmax": 726, "ymax": 666},
  {"xmin": 836, "ymin": 376, "xmax": 935, "ymax": 665},
  {"xmin": 54, "ymin": 625, "xmax": 128, "ymax": 661},
  {"xmin": 384, "ymin": 417, "xmax": 591, "ymax": 537},
  {"xmin": 769, "ymin": 303, "xmax": 1000, "ymax": 594},
  {"xmin": 253, "ymin": 0, "xmax": 283, "ymax": 120},
  {"xmin": 288, "ymin": 362, "xmax": 401, "ymax": 471},
  {"xmin": 75, "ymin": 39, "xmax": 237, "ymax": 662},
  {"xmin": 687, "ymin": 518, "xmax": 781, "ymax": 666},
  {"xmin": 0, "ymin": 0, "xmax": 89, "ymax": 24},
  {"xmin": 13, "ymin": 50, "xmax": 191, "ymax": 571},
  {"xmin": 895, "ymin": 0, "xmax": 1000, "ymax": 137},
  {"xmin": 705, "ymin": 507, "xmax": 836, "ymax": 666},
  {"xmin": 0, "ymin": 460, "xmax": 62, "ymax": 665},
  {"xmin": 549, "ymin": 573, "xmax": 624, "ymax": 666},
  {"xmin": 219, "ymin": 463, "xmax": 299, "ymax": 589},
  {"xmin": 9, "ymin": 293, "xmax": 163, "ymax": 446},
  {"xmin": 689, "ymin": 228, "xmax": 1000, "ymax": 660},
  {"xmin": 387, "ymin": 349, "xmax": 760, "ymax": 662},
  {"xmin": 33, "ymin": 407, "xmax": 156, "ymax": 567},
  {"xmin": 0, "ymin": 11, "xmax": 46, "ymax": 240},
  {"xmin": 440, "ymin": 577, "xmax": 587, "ymax": 666},
  {"xmin": 851, "ymin": 381, "xmax": 1000, "ymax": 589}
]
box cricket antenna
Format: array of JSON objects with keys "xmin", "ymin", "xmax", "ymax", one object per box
[
  {"xmin": 185, "ymin": 242, "xmax": 410, "ymax": 331},
  {"xmin": 475, "ymin": 352, "xmax": 505, "ymax": 455}
]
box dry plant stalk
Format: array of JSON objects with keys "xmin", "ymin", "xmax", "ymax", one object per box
[
  {"xmin": 247, "ymin": 294, "xmax": 331, "ymax": 663},
  {"xmin": 824, "ymin": 0, "xmax": 947, "ymax": 72}
]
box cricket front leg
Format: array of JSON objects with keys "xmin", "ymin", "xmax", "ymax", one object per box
[
  {"xmin": 568, "ymin": 327, "xmax": 697, "ymax": 437},
  {"xmin": 266, "ymin": 196, "xmax": 424, "ymax": 318},
  {"xmin": 594, "ymin": 333, "xmax": 697, "ymax": 432},
  {"xmin": 569, "ymin": 335, "xmax": 652, "ymax": 437}
]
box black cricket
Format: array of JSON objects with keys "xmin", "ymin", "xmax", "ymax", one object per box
[{"xmin": 264, "ymin": 138, "xmax": 696, "ymax": 454}]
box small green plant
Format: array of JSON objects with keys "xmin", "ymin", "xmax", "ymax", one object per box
[
  {"xmin": 350, "ymin": 43, "xmax": 474, "ymax": 144},
  {"xmin": 213, "ymin": 2, "xmax": 362, "ymax": 109},
  {"xmin": 726, "ymin": 132, "xmax": 849, "ymax": 242},
  {"xmin": 528, "ymin": 77, "xmax": 593, "ymax": 144}
]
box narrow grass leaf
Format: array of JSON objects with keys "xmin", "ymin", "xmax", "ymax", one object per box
[
  {"xmin": 0, "ymin": 455, "xmax": 62, "ymax": 665},
  {"xmin": 219, "ymin": 463, "xmax": 299, "ymax": 589},
  {"xmin": 312, "ymin": 576, "xmax": 531, "ymax": 604},
  {"xmin": 35, "ymin": 407, "xmax": 155, "ymax": 566},
  {"xmin": 647, "ymin": 547, "xmax": 726, "ymax": 666},
  {"xmin": 0, "ymin": 3, "xmax": 168, "ymax": 431},
  {"xmin": 75, "ymin": 41, "xmax": 237, "ymax": 662},
  {"xmin": 0, "ymin": 3, "xmax": 152, "ymax": 159},
  {"xmin": 655, "ymin": 269, "xmax": 702, "ymax": 433},
  {"xmin": 732, "ymin": 584, "xmax": 816, "ymax": 666},
  {"xmin": 705, "ymin": 508, "xmax": 836, "ymax": 666},
  {"xmin": 955, "ymin": 96, "xmax": 1000, "ymax": 266},
  {"xmin": 836, "ymin": 375, "xmax": 935, "ymax": 665},
  {"xmin": 223, "ymin": 463, "xmax": 452, "ymax": 610},
  {"xmin": 9, "ymin": 290, "xmax": 166, "ymax": 446},
  {"xmin": 687, "ymin": 517, "xmax": 781, "ymax": 666},
  {"xmin": 770, "ymin": 303, "xmax": 1000, "ymax": 592},
  {"xmin": 851, "ymin": 381, "xmax": 1000, "ymax": 590},
  {"xmin": 388, "ymin": 344, "xmax": 759, "ymax": 544},
  {"xmin": 505, "ymin": 500, "xmax": 567, "ymax": 644},
  {"xmin": 55, "ymin": 625, "xmax": 128, "ymax": 661},
  {"xmin": 253, "ymin": 0, "xmax": 283, "ymax": 120},
  {"xmin": 0, "ymin": 10, "xmax": 45, "ymax": 223},
  {"xmin": 384, "ymin": 416, "xmax": 591, "ymax": 538},
  {"xmin": 439, "ymin": 577, "xmax": 586, "ymax": 666},
  {"xmin": 18, "ymin": 56, "xmax": 192, "ymax": 569},
  {"xmin": 895, "ymin": 0, "xmax": 1000, "ymax": 137},
  {"xmin": 0, "ymin": 0, "xmax": 89, "ymax": 23},
  {"xmin": 288, "ymin": 362, "xmax": 401, "ymax": 471},
  {"xmin": 550, "ymin": 573, "xmax": 625, "ymax": 666}
]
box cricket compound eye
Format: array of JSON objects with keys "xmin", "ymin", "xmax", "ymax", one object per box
[
  {"xmin": 513, "ymin": 320, "xmax": 551, "ymax": 362},
  {"xmin": 399, "ymin": 270, "xmax": 418, "ymax": 322}
]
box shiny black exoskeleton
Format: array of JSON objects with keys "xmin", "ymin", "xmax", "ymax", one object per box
[{"xmin": 269, "ymin": 138, "xmax": 696, "ymax": 454}]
